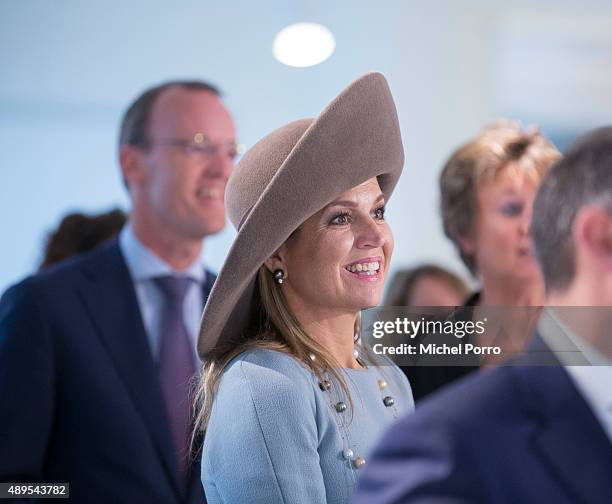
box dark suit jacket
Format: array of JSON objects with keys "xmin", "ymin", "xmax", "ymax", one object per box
[
  {"xmin": 0, "ymin": 240, "xmax": 215, "ymax": 503},
  {"xmin": 353, "ymin": 334, "xmax": 612, "ymax": 504},
  {"xmin": 400, "ymin": 292, "xmax": 481, "ymax": 402}
]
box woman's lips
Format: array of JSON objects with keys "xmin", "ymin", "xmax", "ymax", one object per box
[{"xmin": 343, "ymin": 257, "xmax": 383, "ymax": 282}]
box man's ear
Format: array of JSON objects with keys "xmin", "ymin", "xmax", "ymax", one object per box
[
  {"xmin": 573, "ymin": 206, "xmax": 612, "ymax": 269},
  {"xmin": 119, "ymin": 145, "xmax": 147, "ymax": 190}
]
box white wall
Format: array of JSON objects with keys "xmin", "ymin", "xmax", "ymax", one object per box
[{"xmin": 2, "ymin": 0, "xmax": 611, "ymax": 292}]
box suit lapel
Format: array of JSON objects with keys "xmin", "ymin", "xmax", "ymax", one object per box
[
  {"xmin": 516, "ymin": 334, "xmax": 612, "ymax": 504},
  {"xmin": 77, "ymin": 241, "xmax": 184, "ymax": 500}
]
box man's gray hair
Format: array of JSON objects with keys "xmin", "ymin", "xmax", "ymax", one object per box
[{"xmin": 532, "ymin": 126, "xmax": 612, "ymax": 292}]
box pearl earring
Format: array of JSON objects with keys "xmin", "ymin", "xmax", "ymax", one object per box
[{"xmin": 273, "ymin": 269, "xmax": 285, "ymax": 285}]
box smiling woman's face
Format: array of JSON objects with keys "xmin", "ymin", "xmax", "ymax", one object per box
[{"xmin": 273, "ymin": 177, "xmax": 393, "ymax": 319}]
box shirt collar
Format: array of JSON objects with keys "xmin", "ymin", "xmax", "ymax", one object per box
[
  {"xmin": 539, "ymin": 308, "xmax": 612, "ymax": 366},
  {"xmin": 538, "ymin": 308, "xmax": 612, "ymax": 414},
  {"xmin": 119, "ymin": 224, "xmax": 205, "ymax": 284}
]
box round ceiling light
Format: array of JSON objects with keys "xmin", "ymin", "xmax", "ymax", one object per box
[{"xmin": 272, "ymin": 22, "xmax": 335, "ymax": 68}]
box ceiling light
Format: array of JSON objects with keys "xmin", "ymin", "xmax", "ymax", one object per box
[{"xmin": 273, "ymin": 22, "xmax": 335, "ymax": 68}]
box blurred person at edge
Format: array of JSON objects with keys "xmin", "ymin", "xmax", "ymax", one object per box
[
  {"xmin": 385, "ymin": 264, "xmax": 469, "ymax": 309},
  {"xmin": 0, "ymin": 80, "xmax": 237, "ymax": 503},
  {"xmin": 192, "ymin": 73, "xmax": 414, "ymax": 504},
  {"xmin": 404, "ymin": 121, "xmax": 561, "ymax": 401},
  {"xmin": 39, "ymin": 208, "xmax": 127, "ymax": 268},
  {"xmin": 352, "ymin": 126, "xmax": 612, "ymax": 504}
]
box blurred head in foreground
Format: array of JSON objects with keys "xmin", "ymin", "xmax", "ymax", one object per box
[{"xmin": 534, "ymin": 127, "xmax": 612, "ymax": 311}]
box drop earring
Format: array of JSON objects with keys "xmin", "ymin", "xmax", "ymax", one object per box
[{"xmin": 273, "ymin": 269, "xmax": 285, "ymax": 285}]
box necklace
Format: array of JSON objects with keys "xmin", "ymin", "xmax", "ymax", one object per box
[{"xmin": 309, "ymin": 343, "xmax": 399, "ymax": 471}]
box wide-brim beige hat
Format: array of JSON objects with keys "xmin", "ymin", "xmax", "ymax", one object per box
[{"xmin": 197, "ymin": 72, "xmax": 404, "ymax": 358}]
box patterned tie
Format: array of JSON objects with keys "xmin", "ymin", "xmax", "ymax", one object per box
[{"xmin": 153, "ymin": 275, "xmax": 197, "ymax": 483}]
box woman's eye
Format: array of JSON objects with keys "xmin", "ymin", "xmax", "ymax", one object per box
[
  {"xmin": 330, "ymin": 212, "xmax": 351, "ymax": 225},
  {"xmin": 374, "ymin": 206, "xmax": 386, "ymax": 220},
  {"xmin": 500, "ymin": 202, "xmax": 523, "ymax": 216}
]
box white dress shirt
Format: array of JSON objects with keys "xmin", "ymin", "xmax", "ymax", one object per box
[
  {"xmin": 539, "ymin": 309, "xmax": 612, "ymax": 443},
  {"xmin": 118, "ymin": 224, "xmax": 205, "ymax": 366}
]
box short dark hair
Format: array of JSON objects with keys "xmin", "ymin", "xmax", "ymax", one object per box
[
  {"xmin": 532, "ymin": 126, "xmax": 612, "ymax": 292},
  {"xmin": 118, "ymin": 80, "xmax": 221, "ymax": 149}
]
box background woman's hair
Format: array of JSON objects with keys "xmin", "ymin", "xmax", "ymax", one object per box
[
  {"xmin": 439, "ymin": 120, "xmax": 561, "ymax": 275},
  {"xmin": 40, "ymin": 208, "xmax": 127, "ymax": 269},
  {"xmin": 384, "ymin": 264, "xmax": 469, "ymax": 306}
]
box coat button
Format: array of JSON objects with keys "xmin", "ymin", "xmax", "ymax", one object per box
[
  {"xmin": 335, "ymin": 401, "xmax": 347, "ymax": 413},
  {"xmin": 319, "ymin": 380, "xmax": 331, "ymax": 391},
  {"xmin": 383, "ymin": 396, "xmax": 395, "ymax": 407}
]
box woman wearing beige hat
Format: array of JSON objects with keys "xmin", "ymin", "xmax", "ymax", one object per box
[{"xmin": 192, "ymin": 73, "xmax": 414, "ymax": 503}]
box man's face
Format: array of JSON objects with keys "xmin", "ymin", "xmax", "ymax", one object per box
[{"xmin": 136, "ymin": 87, "xmax": 236, "ymax": 240}]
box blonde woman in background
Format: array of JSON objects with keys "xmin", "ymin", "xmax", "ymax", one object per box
[
  {"xmin": 441, "ymin": 121, "xmax": 560, "ymax": 307},
  {"xmin": 405, "ymin": 121, "xmax": 561, "ymax": 400}
]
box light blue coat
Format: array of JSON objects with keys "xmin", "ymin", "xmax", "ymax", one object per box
[{"xmin": 201, "ymin": 348, "xmax": 414, "ymax": 503}]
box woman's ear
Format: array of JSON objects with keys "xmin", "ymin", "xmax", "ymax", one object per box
[
  {"xmin": 456, "ymin": 231, "xmax": 476, "ymax": 256},
  {"xmin": 264, "ymin": 256, "xmax": 280, "ymax": 274},
  {"xmin": 264, "ymin": 244, "xmax": 287, "ymax": 275}
]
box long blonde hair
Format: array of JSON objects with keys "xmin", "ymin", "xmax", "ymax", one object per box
[{"xmin": 191, "ymin": 264, "xmax": 360, "ymax": 454}]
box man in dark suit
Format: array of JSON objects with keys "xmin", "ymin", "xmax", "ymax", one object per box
[
  {"xmin": 352, "ymin": 127, "xmax": 612, "ymax": 504},
  {"xmin": 0, "ymin": 80, "xmax": 237, "ymax": 502}
]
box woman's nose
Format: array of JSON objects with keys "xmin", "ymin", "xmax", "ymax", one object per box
[
  {"xmin": 520, "ymin": 206, "xmax": 534, "ymax": 236},
  {"xmin": 355, "ymin": 218, "xmax": 387, "ymax": 249}
]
